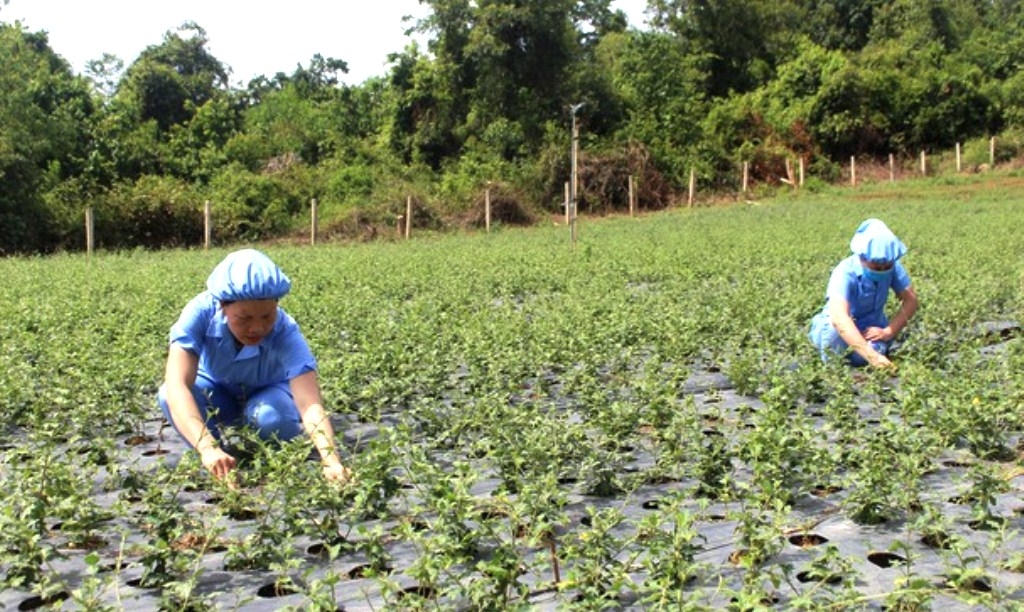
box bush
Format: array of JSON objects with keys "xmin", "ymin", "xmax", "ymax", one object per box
[
  {"xmin": 93, "ymin": 175, "xmax": 204, "ymax": 249},
  {"xmin": 208, "ymin": 163, "xmax": 299, "ymax": 242}
]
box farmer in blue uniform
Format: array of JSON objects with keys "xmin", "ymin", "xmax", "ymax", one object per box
[
  {"xmin": 158, "ymin": 249, "xmax": 352, "ymax": 483},
  {"xmin": 809, "ymin": 219, "xmax": 919, "ymax": 368}
]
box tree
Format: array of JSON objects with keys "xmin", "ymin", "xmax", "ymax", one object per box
[
  {"xmin": 647, "ymin": 0, "xmax": 803, "ymax": 97},
  {"xmin": 0, "ymin": 24, "xmax": 96, "ymax": 252},
  {"xmin": 115, "ymin": 22, "xmax": 228, "ymax": 133}
]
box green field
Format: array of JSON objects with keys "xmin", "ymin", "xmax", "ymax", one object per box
[{"xmin": 1, "ymin": 174, "xmax": 1023, "ymax": 610}]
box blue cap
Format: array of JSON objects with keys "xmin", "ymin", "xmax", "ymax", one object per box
[
  {"xmin": 849, "ymin": 218, "xmax": 907, "ymax": 263},
  {"xmin": 206, "ymin": 249, "xmax": 291, "ymax": 301}
]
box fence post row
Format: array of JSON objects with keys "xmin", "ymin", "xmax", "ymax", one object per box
[{"xmin": 81, "ymin": 139, "xmax": 1008, "ymax": 253}]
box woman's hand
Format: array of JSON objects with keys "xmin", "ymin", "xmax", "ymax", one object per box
[
  {"xmin": 866, "ymin": 350, "xmax": 894, "ymax": 369},
  {"xmin": 322, "ymin": 462, "xmax": 354, "ymax": 485},
  {"xmin": 863, "ymin": 326, "xmax": 894, "ymax": 342},
  {"xmin": 200, "ymin": 446, "xmax": 237, "ymax": 480}
]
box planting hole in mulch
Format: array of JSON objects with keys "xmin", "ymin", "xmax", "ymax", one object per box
[
  {"xmin": 124, "ymin": 435, "xmax": 152, "ymax": 446},
  {"xmin": 641, "ymin": 499, "xmax": 663, "ymax": 510},
  {"xmin": 399, "ymin": 585, "xmax": 438, "ymax": 600},
  {"xmin": 142, "ymin": 448, "xmax": 169, "ymax": 456},
  {"xmin": 702, "ymin": 428, "xmax": 724, "ymax": 437},
  {"xmin": 921, "ymin": 532, "xmax": 953, "ymax": 549},
  {"xmin": 347, "ymin": 563, "xmax": 393, "ymax": 579},
  {"xmin": 173, "ymin": 532, "xmax": 225, "ymax": 553},
  {"xmin": 942, "ymin": 460, "xmax": 972, "ymax": 468},
  {"xmin": 945, "ymin": 575, "xmax": 992, "ymax": 593},
  {"xmin": 63, "ymin": 535, "xmax": 108, "ymax": 551},
  {"xmin": 730, "ymin": 595, "xmax": 779, "ymax": 606},
  {"xmin": 476, "ymin": 508, "xmax": 511, "ymax": 520},
  {"xmin": 572, "ymin": 591, "xmax": 620, "ymax": 604},
  {"xmin": 257, "ymin": 581, "xmax": 301, "ymax": 598},
  {"xmin": 788, "ymin": 533, "xmax": 828, "ymax": 548},
  {"xmin": 18, "ymin": 592, "xmax": 69, "ymax": 611},
  {"xmin": 126, "ymin": 578, "xmax": 159, "ymax": 589},
  {"xmin": 947, "ymin": 493, "xmax": 981, "ymax": 505},
  {"xmin": 812, "ymin": 484, "xmax": 843, "ymax": 497},
  {"xmin": 645, "ymin": 474, "xmax": 681, "ymax": 485},
  {"xmin": 796, "ymin": 570, "xmax": 843, "ymax": 585},
  {"xmin": 868, "ymin": 551, "xmax": 907, "ymax": 568},
  {"xmin": 205, "ymin": 496, "xmax": 261, "ymax": 520},
  {"xmin": 968, "ymin": 516, "xmax": 1007, "ymax": 531}
]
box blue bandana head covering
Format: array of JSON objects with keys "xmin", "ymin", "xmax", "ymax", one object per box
[
  {"xmin": 207, "ymin": 249, "xmax": 291, "ymax": 301},
  {"xmin": 849, "ymin": 218, "xmax": 907, "ymax": 263}
]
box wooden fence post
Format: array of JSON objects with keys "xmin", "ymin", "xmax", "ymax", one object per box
[
  {"xmin": 310, "ymin": 198, "xmax": 318, "ymax": 245},
  {"xmin": 405, "ymin": 196, "xmax": 412, "ymax": 239},
  {"xmin": 990, "ymin": 136, "xmax": 996, "ymax": 166},
  {"xmin": 485, "ymin": 187, "xmax": 491, "ymax": 233},
  {"xmin": 628, "ymin": 175, "xmax": 635, "ymax": 217},
  {"xmin": 798, "ymin": 157, "xmax": 805, "ymax": 187},
  {"xmin": 850, "ymin": 156, "xmax": 856, "ymax": 187},
  {"xmin": 688, "ymin": 169, "xmax": 695, "ymax": 208},
  {"xmin": 85, "ymin": 207, "xmax": 94, "ymax": 258},
  {"xmin": 921, "ymin": 151, "xmax": 927, "ymax": 176},
  {"xmin": 564, "ymin": 182, "xmax": 570, "ymax": 225},
  {"xmin": 742, "ymin": 161, "xmax": 749, "ymax": 194},
  {"xmin": 956, "ymin": 142, "xmax": 962, "ymax": 173},
  {"xmin": 889, "ymin": 154, "xmax": 895, "ymax": 183},
  {"xmin": 204, "ymin": 200, "xmax": 211, "ymax": 250}
]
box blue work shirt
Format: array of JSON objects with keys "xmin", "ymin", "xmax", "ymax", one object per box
[
  {"xmin": 818, "ymin": 255, "xmax": 912, "ymax": 329},
  {"xmin": 169, "ymin": 292, "xmax": 317, "ymax": 399}
]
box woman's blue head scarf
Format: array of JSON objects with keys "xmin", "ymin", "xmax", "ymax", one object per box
[
  {"xmin": 849, "ymin": 218, "xmax": 907, "ymax": 263},
  {"xmin": 207, "ymin": 249, "xmax": 291, "ymax": 301}
]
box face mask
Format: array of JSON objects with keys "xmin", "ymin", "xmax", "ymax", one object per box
[{"xmin": 862, "ymin": 267, "xmax": 893, "ymax": 283}]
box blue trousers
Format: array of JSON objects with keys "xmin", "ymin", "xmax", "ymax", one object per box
[
  {"xmin": 808, "ymin": 312, "xmax": 890, "ymax": 368},
  {"xmin": 158, "ymin": 374, "xmax": 303, "ymax": 446}
]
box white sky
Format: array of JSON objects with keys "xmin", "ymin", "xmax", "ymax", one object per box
[{"xmin": 3, "ymin": 0, "xmax": 650, "ymax": 87}]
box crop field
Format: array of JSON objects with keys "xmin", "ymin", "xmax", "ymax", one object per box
[{"xmin": 1, "ymin": 175, "xmax": 1023, "ymax": 611}]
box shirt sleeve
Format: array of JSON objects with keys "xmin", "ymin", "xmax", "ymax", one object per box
[
  {"xmin": 891, "ymin": 262, "xmax": 912, "ymax": 295},
  {"xmin": 169, "ymin": 293, "xmax": 215, "ymax": 356},
  {"xmin": 825, "ymin": 259, "xmax": 856, "ymax": 304},
  {"xmin": 276, "ymin": 313, "xmax": 318, "ymax": 380}
]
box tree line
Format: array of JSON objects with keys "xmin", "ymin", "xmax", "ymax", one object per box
[{"xmin": 2, "ymin": 0, "xmax": 1023, "ymax": 253}]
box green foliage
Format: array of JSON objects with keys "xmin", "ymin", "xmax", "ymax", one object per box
[
  {"xmin": 208, "ymin": 162, "xmax": 302, "ymax": 240},
  {"xmin": 0, "ymin": 23, "xmax": 96, "ymax": 252},
  {"xmin": 93, "ymin": 175, "xmax": 205, "ymax": 249}
]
